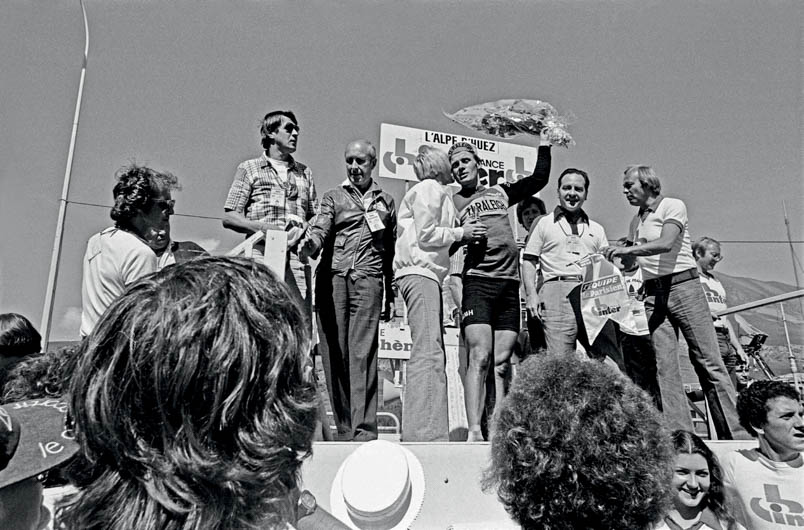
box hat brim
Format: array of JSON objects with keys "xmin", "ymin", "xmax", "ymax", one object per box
[
  {"xmin": 329, "ymin": 444, "xmax": 425, "ymax": 530},
  {"xmin": 0, "ymin": 400, "xmax": 78, "ymax": 489}
]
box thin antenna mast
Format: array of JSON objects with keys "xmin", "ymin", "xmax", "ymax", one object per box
[
  {"xmin": 41, "ymin": 0, "xmax": 89, "ymax": 348},
  {"xmin": 782, "ymin": 200, "xmax": 804, "ymax": 316}
]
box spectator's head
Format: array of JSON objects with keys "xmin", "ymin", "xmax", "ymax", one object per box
[
  {"xmin": 692, "ymin": 236, "xmax": 723, "ymax": 274},
  {"xmin": 344, "ymin": 140, "xmax": 377, "ymax": 192},
  {"xmin": 484, "ymin": 354, "xmax": 673, "ymax": 530},
  {"xmin": 0, "ymin": 315, "xmax": 41, "ymax": 393},
  {"xmin": 0, "ymin": 315, "xmax": 41, "ymax": 361},
  {"xmin": 668, "ymin": 430, "xmax": 735, "ymax": 527},
  {"xmin": 60, "ymin": 257, "xmax": 319, "ymax": 530},
  {"xmin": 110, "ymin": 164, "xmax": 180, "ymax": 240},
  {"xmin": 516, "ymin": 196, "xmax": 546, "ymax": 231},
  {"xmin": 260, "ymin": 110, "xmax": 299, "ymax": 154},
  {"xmin": 623, "ymin": 165, "xmax": 661, "ymax": 207},
  {"xmin": 413, "ymin": 146, "xmax": 452, "ymax": 185},
  {"xmin": 557, "ymin": 168, "xmax": 589, "ymax": 214},
  {"xmin": 737, "ymin": 381, "xmax": 804, "ymax": 462},
  {"xmin": 1, "ymin": 347, "xmax": 78, "ymax": 405},
  {"xmin": 448, "ymin": 142, "xmax": 481, "ymax": 190},
  {"xmin": 146, "ymin": 224, "xmax": 172, "ymax": 256},
  {"xmin": 0, "ymin": 400, "xmax": 78, "ymax": 530}
]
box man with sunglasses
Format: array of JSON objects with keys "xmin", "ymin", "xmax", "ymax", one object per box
[
  {"xmin": 694, "ymin": 236, "xmax": 748, "ymax": 388},
  {"xmin": 80, "ymin": 163, "xmax": 179, "ymax": 336},
  {"xmin": 223, "ymin": 110, "xmax": 317, "ymax": 315}
]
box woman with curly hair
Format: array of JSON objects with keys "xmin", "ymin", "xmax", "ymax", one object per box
[
  {"xmin": 60, "ymin": 256, "xmax": 346, "ymax": 529},
  {"xmin": 484, "ymin": 353, "xmax": 674, "ymax": 529},
  {"xmin": 656, "ymin": 430, "xmax": 744, "ymax": 530}
]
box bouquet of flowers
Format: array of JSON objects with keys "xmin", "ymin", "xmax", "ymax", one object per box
[{"xmin": 443, "ymin": 99, "xmax": 574, "ymax": 147}]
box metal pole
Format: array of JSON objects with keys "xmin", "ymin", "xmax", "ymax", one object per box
[
  {"xmin": 41, "ymin": 0, "xmax": 89, "ymax": 349},
  {"xmin": 778, "ymin": 302, "xmax": 802, "ymax": 391},
  {"xmin": 782, "ymin": 201, "xmax": 804, "ymax": 315}
]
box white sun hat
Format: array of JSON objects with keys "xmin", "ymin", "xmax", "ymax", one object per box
[{"xmin": 329, "ymin": 440, "xmax": 425, "ymax": 530}]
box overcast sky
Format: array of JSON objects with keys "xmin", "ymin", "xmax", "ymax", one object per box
[{"xmin": 1, "ymin": 0, "xmax": 801, "ymax": 342}]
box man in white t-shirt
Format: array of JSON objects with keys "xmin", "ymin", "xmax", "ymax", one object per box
[
  {"xmin": 693, "ymin": 236, "xmax": 748, "ymax": 388},
  {"xmin": 721, "ymin": 380, "xmax": 804, "ymax": 529},
  {"xmin": 603, "ymin": 165, "xmax": 746, "ymax": 440},
  {"xmin": 611, "ymin": 237, "xmax": 661, "ymax": 408},
  {"xmin": 80, "ymin": 164, "xmax": 180, "ymax": 336}
]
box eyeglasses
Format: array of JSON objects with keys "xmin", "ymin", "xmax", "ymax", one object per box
[
  {"xmin": 152, "ymin": 199, "xmax": 175, "ymax": 211},
  {"xmin": 283, "ymin": 123, "xmax": 299, "ymax": 134}
]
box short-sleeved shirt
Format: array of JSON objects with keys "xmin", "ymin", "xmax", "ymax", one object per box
[
  {"xmin": 629, "ymin": 196, "xmax": 696, "ymax": 279},
  {"xmin": 523, "ymin": 207, "xmax": 609, "ymax": 281},
  {"xmin": 721, "ymin": 449, "xmax": 804, "ymax": 530},
  {"xmin": 81, "ymin": 227, "xmax": 157, "ymax": 336},
  {"xmin": 699, "ymin": 271, "xmax": 728, "ymax": 328},
  {"xmin": 224, "ymin": 153, "xmax": 317, "ymax": 230}
]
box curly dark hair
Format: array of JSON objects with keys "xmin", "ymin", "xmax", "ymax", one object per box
[
  {"xmin": 1, "ymin": 346, "xmax": 78, "ymax": 403},
  {"xmin": 670, "ymin": 430, "xmax": 737, "ymax": 528},
  {"xmin": 484, "ymin": 354, "xmax": 674, "ymax": 530},
  {"xmin": 0, "ymin": 313, "xmax": 41, "ymax": 358},
  {"xmin": 110, "ymin": 163, "xmax": 180, "ymax": 229},
  {"xmin": 58, "ymin": 257, "xmax": 318, "ymax": 530},
  {"xmin": 737, "ymin": 380, "xmax": 801, "ymax": 436}
]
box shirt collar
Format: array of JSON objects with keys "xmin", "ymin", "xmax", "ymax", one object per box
[
  {"xmin": 639, "ymin": 194, "xmax": 665, "ymax": 215},
  {"xmin": 553, "ymin": 205, "xmax": 589, "ymax": 224},
  {"xmin": 260, "ymin": 151, "xmax": 298, "ymax": 171},
  {"xmin": 341, "ymin": 178, "xmax": 380, "ymax": 195}
]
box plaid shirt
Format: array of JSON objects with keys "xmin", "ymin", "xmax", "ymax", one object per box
[{"xmin": 224, "ymin": 153, "xmax": 317, "ymax": 228}]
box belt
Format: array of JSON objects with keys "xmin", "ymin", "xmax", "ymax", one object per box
[
  {"xmin": 544, "ymin": 275, "xmax": 583, "ymax": 283},
  {"xmin": 643, "ymin": 268, "xmax": 698, "ymax": 293}
]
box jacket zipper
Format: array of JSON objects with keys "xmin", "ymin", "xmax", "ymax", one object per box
[{"xmin": 349, "ymin": 188, "xmax": 379, "ymax": 272}]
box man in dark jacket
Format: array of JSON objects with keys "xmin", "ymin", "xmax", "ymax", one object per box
[{"xmin": 300, "ymin": 139, "xmax": 396, "ymax": 441}]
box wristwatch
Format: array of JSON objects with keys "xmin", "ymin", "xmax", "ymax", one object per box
[{"xmin": 297, "ymin": 489, "xmax": 317, "ymax": 519}]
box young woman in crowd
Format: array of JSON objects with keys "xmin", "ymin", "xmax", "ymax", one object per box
[{"xmin": 656, "ymin": 430, "xmax": 744, "ymax": 530}]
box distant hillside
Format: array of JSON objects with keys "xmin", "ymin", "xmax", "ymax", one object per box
[{"xmin": 716, "ymin": 272, "xmax": 803, "ymax": 345}]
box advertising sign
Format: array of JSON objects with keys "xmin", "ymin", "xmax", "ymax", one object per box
[
  {"xmin": 578, "ymin": 255, "xmax": 632, "ymax": 343},
  {"xmin": 379, "ymin": 123, "xmax": 539, "ymax": 187}
]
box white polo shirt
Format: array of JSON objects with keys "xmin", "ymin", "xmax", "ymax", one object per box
[
  {"xmin": 524, "ymin": 207, "xmax": 608, "ymax": 281},
  {"xmin": 629, "ymin": 196, "xmax": 696, "ymax": 280}
]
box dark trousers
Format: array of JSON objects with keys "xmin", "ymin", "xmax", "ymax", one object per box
[
  {"xmin": 316, "ymin": 272, "xmax": 383, "ymax": 441},
  {"xmin": 620, "ymin": 331, "xmax": 662, "ymax": 410}
]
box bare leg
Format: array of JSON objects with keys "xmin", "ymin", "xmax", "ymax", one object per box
[
  {"xmin": 463, "ymin": 323, "xmax": 493, "ymax": 441},
  {"xmin": 493, "ymin": 329, "xmax": 518, "ymax": 414}
]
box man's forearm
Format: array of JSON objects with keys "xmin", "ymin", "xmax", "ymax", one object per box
[
  {"xmin": 522, "ymin": 258, "xmax": 540, "ymax": 298},
  {"xmin": 222, "ymin": 210, "xmax": 277, "ymax": 235}
]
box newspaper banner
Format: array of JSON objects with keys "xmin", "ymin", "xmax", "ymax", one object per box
[
  {"xmin": 578, "ymin": 254, "xmax": 633, "ymax": 344},
  {"xmin": 379, "ymin": 123, "xmax": 539, "ymax": 186},
  {"xmin": 378, "ymin": 322, "xmax": 412, "ymax": 360}
]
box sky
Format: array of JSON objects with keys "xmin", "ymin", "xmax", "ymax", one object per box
[{"xmin": 1, "ymin": 0, "xmax": 802, "ymax": 343}]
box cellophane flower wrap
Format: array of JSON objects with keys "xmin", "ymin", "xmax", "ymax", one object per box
[{"xmin": 444, "ymin": 99, "xmax": 574, "ymax": 147}]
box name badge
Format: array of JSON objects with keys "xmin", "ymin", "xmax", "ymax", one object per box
[
  {"xmin": 268, "ymin": 188, "xmax": 285, "ymax": 207},
  {"xmin": 566, "ymin": 234, "xmax": 582, "ymax": 256},
  {"xmin": 365, "ymin": 210, "xmax": 385, "ymax": 232}
]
